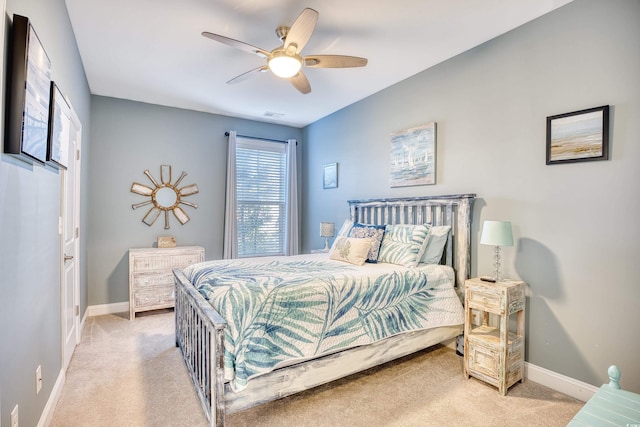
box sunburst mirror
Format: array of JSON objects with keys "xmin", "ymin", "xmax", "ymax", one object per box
[{"xmin": 131, "ymin": 165, "xmax": 199, "ymax": 229}]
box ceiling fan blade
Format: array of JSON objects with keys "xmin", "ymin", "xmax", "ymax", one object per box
[
  {"xmin": 227, "ymin": 66, "xmax": 269, "ymax": 84},
  {"xmin": 284, "ymin": 8, "xmax": 318, "ymax": 53},
  {"xmin": 304, "ymin": 55, "xmax": 368, "ymax": 68},
  {"xmin": 289, "ymin": 71, "xmax": 311, "ymax": 94},
  {"xmin": 202, "ymin": 32, "xmax": 270, "ymax": 58}
]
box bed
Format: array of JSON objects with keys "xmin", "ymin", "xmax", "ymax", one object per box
[{"xmin": 173, "ymin": 193, "xmax": 476, "ymax": 426}]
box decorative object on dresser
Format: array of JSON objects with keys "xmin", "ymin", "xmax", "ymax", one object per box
[
  {"xmin": 157, "ymin": 236, "xmax": 177, "ymax": 248},
  {"xmin": 129, "ymin": 246, "xmax": 204, "ymax": 320},
  {"xmin": 390, "ymin": 122, "xmax": 437, "ymax": 187},
  {"xmin": 319, "ymin": 222, "xmax": 335, "ymax": 251},
  {"xmin": 323, "ymin": 162, "xmax": 338, "ymax": 189},
  {"xmin": 464, "ymin": 277, "xmax": 525, "ymax": 396},
  {"xmin": 480, "ymin": 220, "xmax": 514, "ymax": 282},
  {"xmin": 568, "ymin": 365, "xmax": 640, "ymax": 426},
  {"xmin": 174, "ymin": 193, "xmax": 475, "ymax": 425},
  {"xmin": 546, "ymin": 105, "xmax": 610, "ymax": 165},
  {"xmin": 5, "ymin": 14, "xmax": 52, "ymax": 165},
  {"xmin": 131, "ymin": 165, "xmax": 199, "ymax": 229}
]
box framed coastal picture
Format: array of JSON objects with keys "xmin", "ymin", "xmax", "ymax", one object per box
[
  {"xmin": 5, "ymin": 14, "xmax": 52, "ymax": 164},
  {"xmin": 546, "ymin": 105, "xmax": 609, "ymax": 165},
  {"xmin": 323, "ymin": 162, "xmax": 338, "ymax": 189},
  {"xmin": 47, "ymin": 82, "xmax": 71, "ymax": 169},
  {"xmin": 390, "ymin": 122, "xmax": 437, "ymax": 187}
]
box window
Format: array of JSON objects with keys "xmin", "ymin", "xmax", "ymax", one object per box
[{"xmin": 236, "ymin": 137, "xmax": 287, "ymax": 257}]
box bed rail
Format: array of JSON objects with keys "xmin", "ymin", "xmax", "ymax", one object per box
[
  {"xmin": 348, "ymin": 193, "xmax": 475, "ymax": 289},
  {"xmin": 174, "ymin": 268, "xmax": 226, "ymax": 427}
]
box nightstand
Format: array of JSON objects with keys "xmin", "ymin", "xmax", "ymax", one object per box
[{"xmin": 463, "ymin": 277, "xmax": 525, "ymax": 395}]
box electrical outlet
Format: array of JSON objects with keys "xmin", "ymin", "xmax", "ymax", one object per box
[
  {"xmin": 10, "ymin": 404, "xmax": 18, "ymax": 427},
  {"xmin": 36, "ymin": 365, "xmax": 42, "ymax": 395}
]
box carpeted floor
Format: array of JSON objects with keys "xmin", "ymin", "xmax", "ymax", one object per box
[{"xmin": 50, "ymin": 311, "xmax": 583, "ymax": 426}]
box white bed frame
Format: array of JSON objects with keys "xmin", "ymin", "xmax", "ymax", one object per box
[{"xmin": 174, "ymin": 193, "xmax": 476, "ymax": 426}]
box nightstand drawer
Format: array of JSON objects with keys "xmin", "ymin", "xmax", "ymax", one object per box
[{"xmin": 466, "ymin": 288, "xmax": 502, "ymax": 313}]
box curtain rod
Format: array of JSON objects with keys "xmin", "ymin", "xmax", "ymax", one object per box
[{"xmin": 224, "ymin": 131, "xmax": 288, "ymax": 144}]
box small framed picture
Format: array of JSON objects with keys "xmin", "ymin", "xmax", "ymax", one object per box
[
  {"xmin": 546, "ymin": 105, "xmax": 609, "ymax": 165},
  {"xmin": 323, "ymin": 162, "xmax": 338, "ymax": 189}
]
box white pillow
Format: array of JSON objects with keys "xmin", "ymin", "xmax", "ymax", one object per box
[
  {"xmin": 421, "ymin": 225, "xmax": 451, "ymax": 264},
  {"xmin": 329, "ymin": 236, "xmax": 372, "ymax": 266}
]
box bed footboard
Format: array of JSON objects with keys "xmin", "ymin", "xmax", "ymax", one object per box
[{"xmin": 174, "ymin": 268, "xmax": 226, "ymax": 427}]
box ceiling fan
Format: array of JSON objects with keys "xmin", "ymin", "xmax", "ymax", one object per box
[{"xmin": 202, "ymin": 8, "xmax": 367, "ymax": 94}]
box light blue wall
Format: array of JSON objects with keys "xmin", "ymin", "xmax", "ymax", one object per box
[
  {"xmin": 88, "ymin": 96, "xmax": 302, "ymax": 305},
  {"xmin": 302, "ymin": 0, "xmax": 640, "ymax": 392},
  {"xmin": 0, "ymin": 0, "xmax": 91, "ymax": 425}
]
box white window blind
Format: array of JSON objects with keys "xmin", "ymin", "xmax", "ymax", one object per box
[{"xmin": 236, "ymin": 138, "xmax": 286, "ymax": 257}]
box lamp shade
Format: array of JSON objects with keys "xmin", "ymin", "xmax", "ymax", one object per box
[
  {"xmin": 320, "ymin": 222, "xmax": 335, "ymax": 238},
  {"xmin": 480, "ymin": 221, "xmax": 514, "ymax": 247}
]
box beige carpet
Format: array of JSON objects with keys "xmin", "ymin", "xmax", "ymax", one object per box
[{"xmin": 51, "ymin": 311, "xmax": 583, "ymax": 426}]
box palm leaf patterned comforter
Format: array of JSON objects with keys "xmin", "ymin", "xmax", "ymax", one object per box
[{"xmin": 183, "ymin": 253, "xmax": 464, "ymax": 392}]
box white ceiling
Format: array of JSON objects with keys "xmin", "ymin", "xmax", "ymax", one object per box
[{"xmin": 64, "ymin": 0, "xmax": 573, "ymax": 128}]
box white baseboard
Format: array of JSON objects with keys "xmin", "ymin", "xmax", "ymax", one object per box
[
  {"xmin": 525, "ymin": 362, "xmax": 598, "ymax": 402},
  {"xmin": 37, "ymin": 369, "xmax": 65, "ymax": 427},
  {"xmin": 86, "ymin": 301, "xmax": 129, "ymax": 317}
]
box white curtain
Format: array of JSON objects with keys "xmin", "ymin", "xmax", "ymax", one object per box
[
  {"xmin": 223, "ymin": 131, "xmax": 238, "ymax": 259},
  {"xmin": 284, "ymin": 139, "xmax": 299, "ymax": 255}
]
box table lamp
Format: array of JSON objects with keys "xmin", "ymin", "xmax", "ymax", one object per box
[
  {"xmin": 320, "ymin": 222, "xmax": 335, "ymax": 252},
  {"xmin": 480, "ymin": 220, "xmax": 514, "ymax": 282}
]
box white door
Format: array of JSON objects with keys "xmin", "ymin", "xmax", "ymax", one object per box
[{"xmin": 61, "ymin": 108, "xmax": 82, "ymax": 370}]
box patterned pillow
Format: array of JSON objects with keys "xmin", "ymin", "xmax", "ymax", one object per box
[
  {"xmin": 421, "ymin": 225, "xmax": 451, "ymax": 264},
  {"xmin": 377, "ymin": 224, "xmax": 431, "ymax": 267},
  {"xmin": 349, "ymin": 223, "xmax": 385, "ymax": 263},
  {"xmin": 329, "ymin": 236, "xmax": 372, "ymax": 266}
]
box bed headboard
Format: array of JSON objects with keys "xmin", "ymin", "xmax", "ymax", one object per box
[{"xmin": 348, "ymin": 194, "xmax": 476, "ymax": 289}]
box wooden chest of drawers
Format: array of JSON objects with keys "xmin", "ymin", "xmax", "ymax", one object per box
[
  {"xmin": 464, "ymin": 278, "xmax": 525, "ymax": 395},
  {"xmin": 129, "ymin": 246, "xmax": 204, "ymax": 319}
]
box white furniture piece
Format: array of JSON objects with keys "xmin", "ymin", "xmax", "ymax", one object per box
[
  {"xmin": 174, "ymin": 194, "xmax": 475, "ymax": 426},
  {"xmin": 129, "ymin": 246, "xmax": 204, "ymax": 320},
  {"xmin": 464, "ymin": 277, "xmax": 525, "ymax": 395},
  {"xmin": 568, "ymin": 365, "xmax": 640, "ymax": 426}
]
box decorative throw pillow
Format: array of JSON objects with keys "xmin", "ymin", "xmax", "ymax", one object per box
[
  {"xmin": 331, "ymin": 219, "xmax": 355, "ymax": 251},
  {"xmin": 329, "ymin": 236, "xmax": 372, "ymax": 266},
  {"xmin": 349, "ymin": 223, "xmax": 385, "ymax": 263},
  {"xmin": 421, "ymin": 225, "xmax": 452, "ymax": 264},
  {"xmin": 377, "ymin": 224, "xmax": 431, "ymax": 267}
]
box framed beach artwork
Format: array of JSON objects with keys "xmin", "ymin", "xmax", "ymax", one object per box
[
  {"xmin": 546, "ymin": 105, "xmax": 609, "ymax": 165},
  {"xmin": 323, "ymin": 162, "xmax": 338, "ymax": 189},
  {"xmin": 5, "ymin": 14, "xmax": 52, "ymax": 164},
  {"xmin": 390, "ymin": 122, "xmax": 437, "ymax": 187}
]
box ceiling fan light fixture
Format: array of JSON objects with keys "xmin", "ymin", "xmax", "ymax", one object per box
[{"xmin": 268, "ymin": 51, "xmax": 302, "ymax": 78}]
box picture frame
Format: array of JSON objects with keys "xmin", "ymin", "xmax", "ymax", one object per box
[
  {"xmin": 47, "ymin": 82, "xmax": 71, "ymax": 169},
  {"xmin": 5, "ymin": 14, "xmax": 52, "ymax": 165},
  {"xmin": 546, "ymin": 105, "xmax": 609, "ymax": 165},
  {"xmin": 390, "ymin": 122, "xmax": 437, "ymax": 187},
  {"xmin": 323, "ymin": 162, "xmax": 338, "ymax": 189}
]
